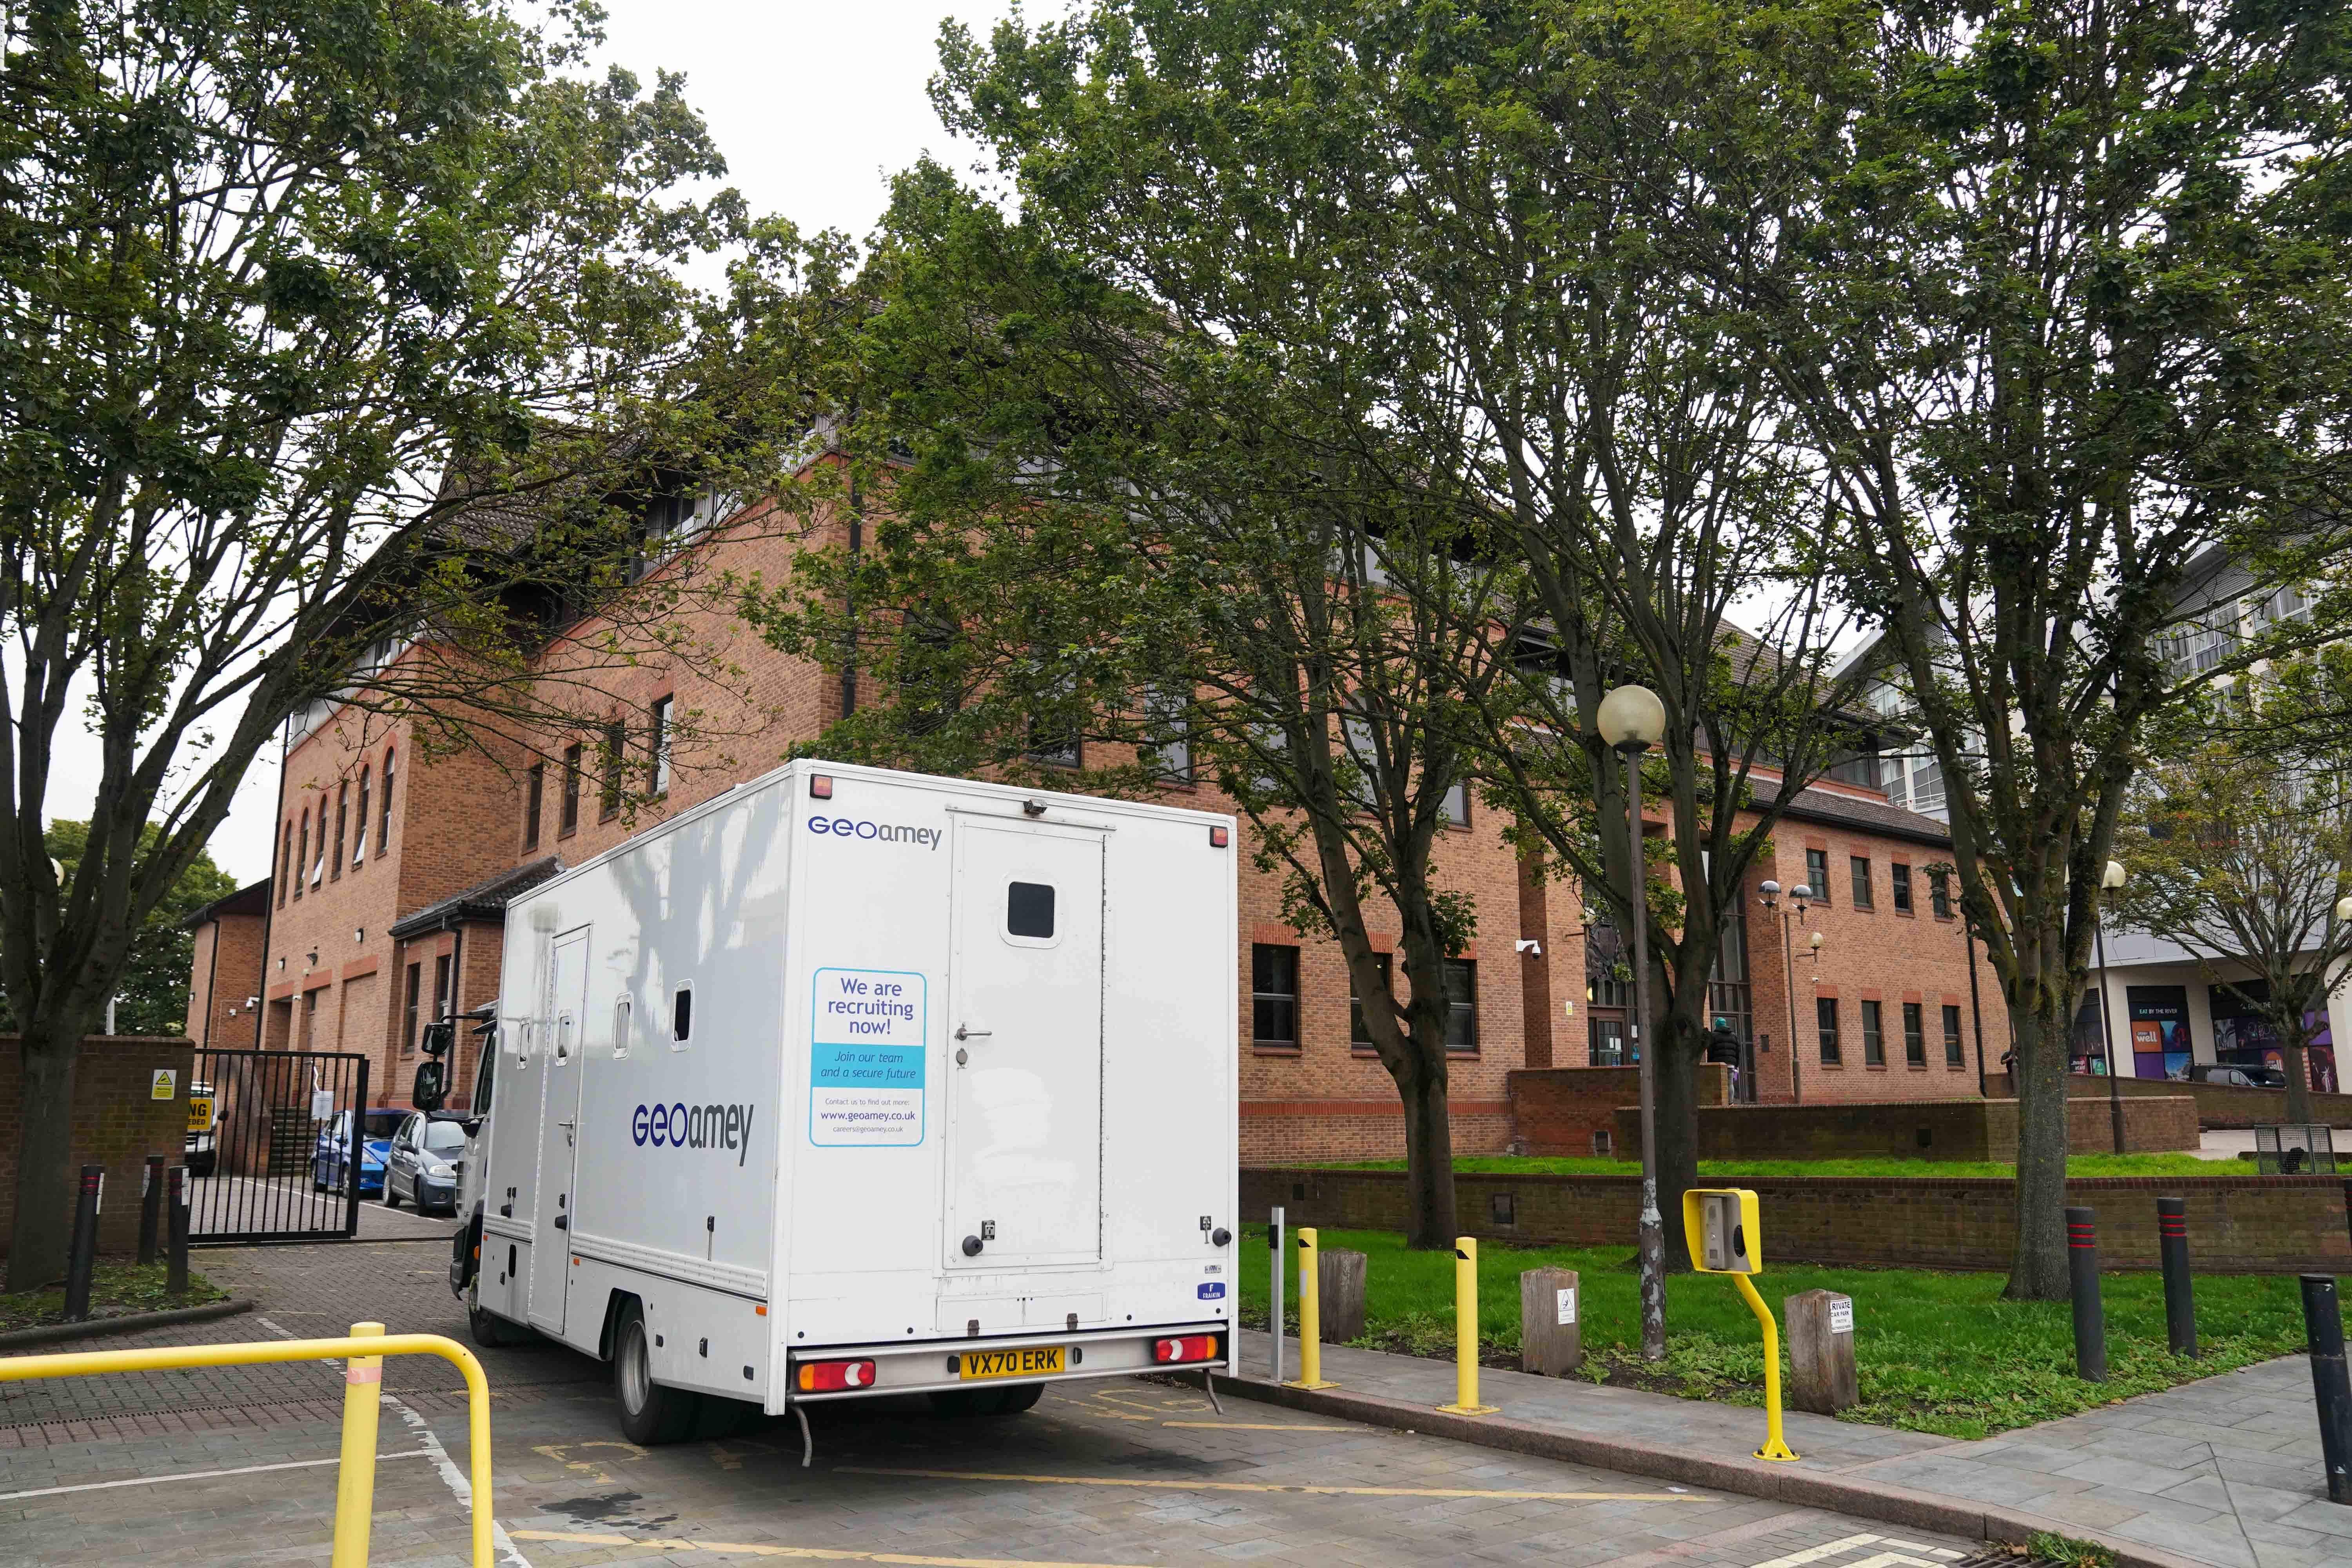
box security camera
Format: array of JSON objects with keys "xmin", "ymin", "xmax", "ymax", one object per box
[{"xmin": 1514, "ymin": 939, "xmax": 1541, "ymax": 955}]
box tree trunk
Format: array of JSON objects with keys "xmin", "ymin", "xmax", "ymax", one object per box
[
  {"xmin": 1395, "ymin": 1047, "xmax": 1458, "ymax": 1250},
  {"xmin": 2005, "ymin": 1001, "xmax": 2072, "ymax": 1300},
  {"xmin": 6, "ymin": 1024, "xmax": 80, "ymax": 1292},
  {"xmin": 1653, "ymin": 997, "xmax": 1703, "ymax": 1272},
  {"xmin": 2281, "ymin": 1018, "xmax": 2317, "ymax": 1128}
]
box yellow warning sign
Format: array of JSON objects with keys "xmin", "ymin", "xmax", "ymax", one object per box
[{"xmin": 150, "ymin": 1069, "xmax": 177, "ymax": 1101}]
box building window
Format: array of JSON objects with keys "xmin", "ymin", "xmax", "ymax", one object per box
[
  {"xmin": 432, "ymin": 953, "xmax": 454, "ymax": 1034},
  {"xmin": 331, "ymin": 783, "xmax": 347, "ymax": 881},
  {"xmin": 377, "ymin": 748, "xmax": 395, "ymax": 855},
  {"xmin": 599, "ymin": 720, "xmax": 626, "ymax": 820},
  {"xmin": 523, "ymin": 763, "xmax": 544, "ymax": 850},
  {"xmin": 1850, "ymin": 855, "xmax": 1873, "ymax": 909},
  {"xmin": 279, "ymin": 819, "xmax": 293, "ymax": 907},
  {"xmin": 1146, "ymin": 688, "xmax": 1192, "ymax": 783},
  {"xmin": 294, "ymin": 810, "xmax": 309, "ymax": 900},
  {"xmin": 1443, "ymin": 958, "xmax": 1478, "ymax": 1052},
  {"xmin": 1589, "ymin": 1016, "xmax": 1628, "ymax": 1066},
  {"xmin": 560, "ymin": 742, "xmax": 583, "ymax": 835},
  {"xmin": 1891, "ymin": 863, "xmax": 1912, "ymax": 913},
  {"xmin": 1252, "ymin": 944, "xmax": 1299, "ymax": 1048},
  {"xmin": 1816, "ymin": 997, "xmax": 1840, "ymax": 1064},
  {"xmin": 1930, "ymin": 872, "xmax": 1953, "ymax": 920},
  {"xmin": 1441, "ymin": 776, "xmax": 1470, "ymax": 828},
  {"xmin": 1943, "ymin": 1004, "xmax": 1966, "ymax": 1067},
  {"xmin": 649, "ymin": 697, "xmax": 673, "ymax": 797},
  {"xmin": 1806, "ymin": 848, "xmax": 1830, "ymax": 905},
  {"xmin": 401, "ymin": 963, "xmax": 422, "ymax": 1057},
  {"xmin": 1904, "ymin": 1002, "xmax": 1926, "ymax": 1065},
  {"xmin": 1862, "ymin": 1000, "xmax": 1886, "ymax": 1065},
  {"xmin": 354, "ymin": 767, "xmax": 369, "ymax": 865},
  {"xmin": 1351, "ymin": 952, "xmax": 1392, "ymax": 1047}
]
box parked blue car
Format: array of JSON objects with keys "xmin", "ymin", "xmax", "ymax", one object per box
[{"xmin": 312, "ymin": 1109, "xmax": 406, "ymax": 1196}]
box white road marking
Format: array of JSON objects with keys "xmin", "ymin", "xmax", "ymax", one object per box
[
  {"xmin": 254, "ymin": 1313, "xmax": 534, "ymax": 1568},
  {"xmin": 1748, "ymin": 1539, "xmax": 1961, "ymax": 1568},
  {"xmin": 0, "ymin": 1449, "xmax": 432, "ymax": 1501},
  {"xmin": 1751, "ymin": 1537, "xmax": 1886, "ymax": 1568}
]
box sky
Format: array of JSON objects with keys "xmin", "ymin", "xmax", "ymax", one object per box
[{"xmin": 45, "ymin": 0, "xmax": 1030, "ymax": 888}]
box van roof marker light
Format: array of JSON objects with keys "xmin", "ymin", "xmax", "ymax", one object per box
[
  {"xmin": 810, "ymin": 775, "xmax": 834, "ymax": 799},
  {"xmin": 1210, "ymin": 826, "xmax": 1229, "ymax": 848}
]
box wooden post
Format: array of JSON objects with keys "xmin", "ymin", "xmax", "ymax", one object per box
[
  {"xmin": 1520, "ymin": 1268, "xmax": 1582, "ymax": 1376},
  {"xmin": 1319, "ymin": 1248, "xmax": 1368, "ymax": 1343},
  {"xmin": 1786, "ymin": 1289, "xmax": 1857, "ymax": 1414}
]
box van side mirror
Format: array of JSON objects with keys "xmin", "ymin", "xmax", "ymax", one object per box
[
  {"xmin": 412, "ymin": 1059, "xmax": 448, "ymax": 1112},
  {"xmin": 420, "ymin": 1021, "xmax": 455, "ymax": 1058}
]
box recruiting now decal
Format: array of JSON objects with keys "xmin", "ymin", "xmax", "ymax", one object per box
[{"xmin": 809, "ymin": 967, "xmax": 927, "ymax": 1149}]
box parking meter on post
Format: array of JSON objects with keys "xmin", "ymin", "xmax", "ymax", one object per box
[{"xmin": 1682, "ymin": 1188, "xmax": 1798, "ymax": 1462}]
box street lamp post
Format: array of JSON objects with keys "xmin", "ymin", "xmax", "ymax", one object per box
[
  {"xmin": 1759, "ymin": 881, "xmax": 1813, "ymax": 1105},
  {"xmin": 2096, "ymin": 859, "xmax": 2128, "ymax": 1154},
  {"xmin": 1598, "ymin": 683, "xmax": 1669, "ymax": 1363}
]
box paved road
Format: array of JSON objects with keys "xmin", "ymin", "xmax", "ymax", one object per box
[{"xmin": 0, "ymin": 1244, "xmax": 1984, "ymax": 1568}]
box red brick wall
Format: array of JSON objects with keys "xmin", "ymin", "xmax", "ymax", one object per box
[
  {"xmin": 1243, "ymin": 1165, "xmax": 2352, "ymax": 1273},
  {"xmin": 1989, "ymin": 1071, "xmax": 2352, "ymax": 1130},
  {"xmin": 1506, "ymin": 1065, "xmax": 1733, "ymax": 1157},
  {"xmin": 183, "ymin": 910, "xmax": 265, "ymax": 1049},
  {"xmin": 1609, "ymin": 1094, "xmax": 2200, "ymax": 1161},
  {"xmin": 0, "ymin": 1036, "xmax": 195, "ymax": 1260}
]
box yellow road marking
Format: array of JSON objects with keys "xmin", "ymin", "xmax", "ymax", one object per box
[
  {"xmin": 510, "ymin": 1530, "xmax": 1154, "ymax": 1566},
  {"xmin": 834, "ymin": 1465, "xmax": 1706, "ymax": 1501},
  {"xmin": 1159, "ymin": 1421, "xmax": 1355, "ymax": 1430}
]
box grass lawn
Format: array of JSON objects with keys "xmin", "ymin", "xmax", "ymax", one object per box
[
  {"xmin": 0, "ymin": 1261, "xmax": 225, "ymax": 1334},
  {"xmin": 1238, "ymin": 1223, "xmax": 2322, "ymax": 1439},
  {"xmin": 1318, "ymin": 1152, "xmax": 2232, "ymax": 1179}
]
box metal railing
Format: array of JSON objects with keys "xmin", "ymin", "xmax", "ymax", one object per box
[{"xmin": 0, "ymin": 1322, "xmax": 493, "ymax": 1566}]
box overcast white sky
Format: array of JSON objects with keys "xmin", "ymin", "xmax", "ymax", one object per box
[{"xmin": 39, "ymin": 0, "xmax": 1029, "ymax": 888}]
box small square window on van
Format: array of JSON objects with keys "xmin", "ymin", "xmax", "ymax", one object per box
[
  {"xmin": 672, "ymin": 984, "xmax": 693, "ymax": 1044},
  {"xmin": 1007, "ymin": 881, "xmax": 1055, "ymax": 939}
]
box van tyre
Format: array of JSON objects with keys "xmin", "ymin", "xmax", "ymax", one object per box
[
  {"xmin": 466, "ymin": 1283, "xmax": 532, "ymax": 1348},
  {"xmin": 612, "ymin": 1301, "xmax": 700, "ymax": 1444}
]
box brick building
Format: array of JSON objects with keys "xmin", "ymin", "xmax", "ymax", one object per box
[{"xmin": 187, "ymin": 491, "xmax": 2007, "ymax": 1159}]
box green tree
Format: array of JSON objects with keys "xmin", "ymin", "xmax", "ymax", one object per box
[
  {"xmin": 757, "ymin": 170, "xmax": 1515, "ymax": 1249},
  {"xmin": 0, "ymin": 0, "xmax": 783, "ymax": 1288},
  {"xmin": 2116, "ymin": 656, "xmax": 2352, "ymax": 1125},
  {"xmin": 0, "ymin": 822, "xmax": 236, "ymax": 1038},
  {"xmin": 1662, "ymin": 0, "xmax": 2352, "ymax": 1296}
]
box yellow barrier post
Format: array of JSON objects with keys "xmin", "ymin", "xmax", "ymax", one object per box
[
  {"xmin": 332, "ymin": 1321, "xmax": 386, "ymax": 1568},
  {"xmin": 1438, "ymin": 1236, "xmax": 1497, "ymax": 1414},
  {"xmin": 1289, "ymin": 1227, "xmax": 1335, "ymax": 1388},
  {"xmin": 1731, "ymin": 1275, "xmax": 1798, "ymax": 1461},
  {"xmin": 0, "ymin": 1331, "xmax": 497, "ymax": 1566}
]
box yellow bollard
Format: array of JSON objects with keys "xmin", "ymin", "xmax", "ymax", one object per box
[
  {"xmin": 331, "ymin": 1321, "xmax": 386, "ymax": 1567},
  {"xmin": 1289, "ymin": 1228, "xmax": 1336, "ymax": 1388},
  {"xmin": 1438, "ymin": 1236, "xmax": 1498, "ymax": 1414},
  {"xmin": 1731, "ymin": 1275, "xmax": 1799, "ymax": 1462}
]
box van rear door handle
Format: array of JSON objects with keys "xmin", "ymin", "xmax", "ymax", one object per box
[{"xmin": 955, "ymin": 1025, "xmax": 991, "ymax": 1041}]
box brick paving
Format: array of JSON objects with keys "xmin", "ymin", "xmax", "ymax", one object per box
[{"xmin": 0, "ymin": 1240, "xmax": 1983, "ymax": 1568}]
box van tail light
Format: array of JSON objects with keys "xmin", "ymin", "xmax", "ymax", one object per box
[
  {"xmin": 796, "ymin": 1359, "xmax": 877, "ymax": 1392},
  {"xmin": 1153, "ymin": 1334, "xmax": 1220, "ymax": 1365}
]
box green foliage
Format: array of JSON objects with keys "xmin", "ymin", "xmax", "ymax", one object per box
[
  {"xmin": 0, "ymin": 821, "xmax": 237, "ymax": 1038},
  {"xmin": 0, "ymin": 1261, "xmax": 225, "ymax": 1331},
  {"xmin": 2023, "ymin": 1533, "xmax": 2118, "ymax": 1568},
  {"xmin": 1240, "ymin": 1224, "xmax": 2316, "ymax": 1438}
]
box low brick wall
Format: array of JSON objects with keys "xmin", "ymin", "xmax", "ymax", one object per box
[
  {"xmin": 1506, "ymin": 1065, "xmax": 1731, "ymax": 1157},
  {"xmin": 1608, "ymin": 1094, "xmax": 2199, "ymax": 1162},
  {"xmin": 1988, "ymin": 1071, "xmax": 2352, "ymax": 1129},
  {"xmin": 0, "ymin": 1035, "xmax": 194, "ymax": 1262},
  {"xmin": 1243, "ymin": 1165, "xmax": 2352, "ymax": 1273}
]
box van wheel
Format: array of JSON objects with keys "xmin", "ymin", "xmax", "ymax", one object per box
[
  {"xmin": 613, "ymin": 1302, "xmax": 700, "ymax": 1444},
  {"xmin": 466, "ymin": 1284, "xmax": 532, "ymax": 1348},
  {"xmin": 994, "ymin": 1383, "xmax": 1044, "ymax": 1414}
]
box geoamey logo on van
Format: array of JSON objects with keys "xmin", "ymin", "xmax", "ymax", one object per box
[
  {"xmin": 633, "ymin": 1101, "xmax": 756, "ymax": 1167},
  {"xmin": 808, "ymin": 815, "xmax": 940, "ymax": 849}
]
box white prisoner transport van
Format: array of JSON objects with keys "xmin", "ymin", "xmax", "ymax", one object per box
[{"xmin": 452, "ymin": 759, "xmax": 1240, "ymax": 1445}]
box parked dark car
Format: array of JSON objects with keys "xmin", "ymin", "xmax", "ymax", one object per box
[
  {"xmin": 384, "ymin": 1110, "xmax": 468, "ymax": 1214},
  {"xmin": 313, "ymin": 1108, "xmax": 405, "ymax": 1195},
  {"xmin": 2189, "ymin": 1062, "xmax": 2288, "ymax": 1089}
]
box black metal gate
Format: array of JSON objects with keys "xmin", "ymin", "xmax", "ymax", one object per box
[{"xmin": 188, "ymin": 1048, "xmax": 371, "ymax": 1243}]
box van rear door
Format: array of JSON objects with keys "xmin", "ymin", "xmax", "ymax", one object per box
[
  {"xmin": 944, "ymin": 818, "xmax": 1105, "ymax": 1270},
  {"xmin": 528, "ymin": 926, "xmax": 590, "ymax": 1334}
]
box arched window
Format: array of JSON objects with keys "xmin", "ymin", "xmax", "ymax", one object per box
[
  {"xmin": 279, "ymin": 819, "xmax": 293, "ymax": 907},
  {"xmin": 354, "ymin": 766, "xmax": 370, "ymax": 864},
  {"xmin": 294, "ymin": 810, "xmax": 309, "ymax": 900},
  {"xmin": 378, "ymin": 748, "xmax": 395, "ymax": 853}
]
